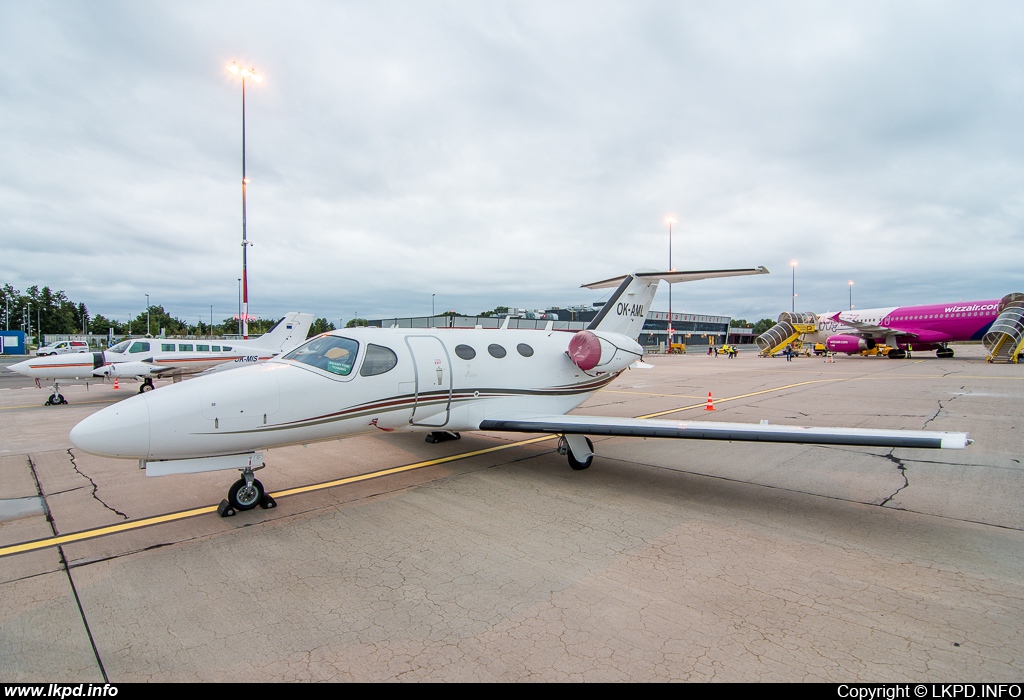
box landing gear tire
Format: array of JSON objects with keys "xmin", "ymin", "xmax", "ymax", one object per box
[
  {"xmin": 887, "ymin": 349, "xmax": 907, "ymax": 359},
  {"xmin": 139, "ymin": 379, "xmax": 155, "ymax": 393},
  {"xmin": 228, "ymin": 478, "xmax": 264, "ymax": 511},
  {"xmin": 937, "ymin": 348, "xmax": 954, "ymax": 358},
  {"xmin": 567, "ymin": 437, "xmax": 595, "ymax": 471},
  {"xmin": 44, "ymin": 394, "xmax": 66, "ymax": 406}
]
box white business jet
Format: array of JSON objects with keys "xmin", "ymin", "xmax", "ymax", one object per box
[
  {"xmin": 9, "ymin": 312, "xmax": 314, "ymax": 405},
  {"xmin": 69, "ymin": 269, "xmax": 971, "ymax": 516}
]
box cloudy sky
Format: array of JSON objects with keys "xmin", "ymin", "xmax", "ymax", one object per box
[{"xmin": 2, "ymin": 1, "xmax": 1023, "ymax": 326}]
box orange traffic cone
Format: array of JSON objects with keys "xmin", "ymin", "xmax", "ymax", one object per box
[
  {"xmin": 705, "ymin": 391, "xmax": 715, "ymax": 411},
  {"xmin": 112, "ymin": 377, "xmax": 120, "ymax": 390}
]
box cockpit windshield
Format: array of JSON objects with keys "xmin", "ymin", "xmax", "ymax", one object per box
[
  {"xmin": 284, "ymin": 335, "xmax": 359, "ymax": 376},
  {"xmin": 108, "ymin": 340, "xmax": 131, "ymax": 353}
]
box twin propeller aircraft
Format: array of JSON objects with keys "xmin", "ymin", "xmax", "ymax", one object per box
[{"xmin": 69, "ymin": 269, "xmax": 971, "ymax": 516}]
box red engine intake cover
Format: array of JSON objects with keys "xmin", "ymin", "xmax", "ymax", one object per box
[{"xmin": 568, "ymin": 330, "xmax": 602, "ymax": 371}]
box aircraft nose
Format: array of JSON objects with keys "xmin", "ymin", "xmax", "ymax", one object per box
[
  {"xmin": 8, "ymin": 359, "xmax": 31, "ymax": 374},
  {"xmin": 70, "ymin": 396, "xmax": 152, "ymax": 458}
]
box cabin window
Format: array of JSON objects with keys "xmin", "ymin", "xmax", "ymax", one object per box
[
  {"xmin": 285, "ymin": 335, "xmax": 359, "ymax": 376},
  {"xmin": 196, "ymin": 344, "xmax": 210, "ymax": 352},
  {"xmin": 161, "ymin": 344, "xmax": 175, "ymax": 352},
  {"xmin": 179, "ymin": 344, "xmax": 193, "ymax": 352},
  {"xmin": 213, "ymin": 346, "xmax": 221, "ymax": 352},
  {"xmin": 360, "ymin": 344, "xmax": 398, "ymax": 377},
  {"xmin": 517, "ymin": 343, "xmax": 534, "ymax": 357},
  {"xmin": 488, "ymin": 344, "xmax": 507, "ymax": 358},
  {"xmin": 128, "ymin": 342, "xmax": 150, "ymax": 353},
  {"xmin": 222, "ymin": 346, "xmax": 232, "ymax": 351},
  {"xmin": 455, "ymin": 344, "xmax": 476, "ymax": 360}
]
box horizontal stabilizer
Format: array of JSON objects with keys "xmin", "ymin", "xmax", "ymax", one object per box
[
  {"xmin": 582, "ymin": 267, "xmax": 769, "ymax": 290},
  {"xmin": 479, "ymin": 414, "xmax": 970, "ymax": 450},
  {"xmin": 583, "ymin": 266, "xmax": 769, "ymax": 338}
]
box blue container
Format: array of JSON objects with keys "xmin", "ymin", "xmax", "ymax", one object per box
[{"xmin": 0, "ymin": 331, "xmax": 27, "ymax": 355}]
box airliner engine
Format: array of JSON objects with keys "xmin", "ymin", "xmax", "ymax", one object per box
[{"xmin": 826, "ymin": 335, "xmax": 876, "ymax": 354}]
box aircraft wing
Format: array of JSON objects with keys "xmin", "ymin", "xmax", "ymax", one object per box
[{"xmin": 478, "ymin": 414, "xmax": 970, "ymax": 449}]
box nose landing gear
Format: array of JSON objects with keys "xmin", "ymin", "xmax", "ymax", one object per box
[
  {"xmin": 217, "ymin": 464, "xmax": 277, "ymax": 517},
  {"xmin": 139, "ymin": 378, "xmax": 155, "ymax": 393},
  {"xmin": 44, "ymin": 381, "xmax": 67, "ymax": 406}
]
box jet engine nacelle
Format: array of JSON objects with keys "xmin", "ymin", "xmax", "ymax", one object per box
[
  {"xmin": 94, "ymin": 361, "xmax": 162, "ymax": 378},
  {"xmin": 825, "ymin": 334, "xmax": 876, "ymax": 353},
  {"xmin": 567, "ymin": 330, "xmax": 643, "ymax": 373}
]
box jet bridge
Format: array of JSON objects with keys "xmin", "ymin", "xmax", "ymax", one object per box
[
  {"xmin": 983, "ymin": 293, "xmax": 1024, "ymax": 363},
  {"xmin": 756, "ymin": 312, "xmax": 818, "ymax": 357}
]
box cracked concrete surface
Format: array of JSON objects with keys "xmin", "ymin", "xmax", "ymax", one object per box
[{"xmin": 1, "ymin": 345, "xmax": 1022, "ymax": 681}]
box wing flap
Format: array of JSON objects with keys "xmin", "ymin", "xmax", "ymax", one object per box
[{"xmin": 478, "ymin": 414, "xmax": 970, "ymax": 450}]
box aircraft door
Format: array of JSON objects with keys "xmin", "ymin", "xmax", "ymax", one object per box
[{"xmin": 405, "ymin": 335, "xmax": 452, "ymax": 427}]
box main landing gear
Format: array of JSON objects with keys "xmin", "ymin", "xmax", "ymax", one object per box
[
  {"xmin": 44, "ymin": 381, "xmax": 67, "ymax": 406},
  {"xmin": 217, "ymin": 465, "xmax": 277, "ymax": 517},
  {"xmin": 425, "ymin": 430, "xmax": 461, "ymax": 443},
  {"xmin": 139, "ymin": 378, "xmax": 155, "ymax": 393},
  {"xmin": 936, "ymin": 346, "xmax": 955, "ymax": 358},
  {"xmin": 557, "ymin": 435, "xmax": 594, "ymax": 470}
]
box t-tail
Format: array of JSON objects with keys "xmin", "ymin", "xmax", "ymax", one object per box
[
  {"xmin": 582, "ymin": 267, "xmax": 769, "ymax": 339},
  {"xmin": 251, "ymin": 312, "xmax": 315, "ymax": 354}
]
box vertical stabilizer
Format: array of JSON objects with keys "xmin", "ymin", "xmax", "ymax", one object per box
[
  {"xmin": 582, "ymin": 267, "xmax": 769, "ymax": 340},
  {"xmin": 252, "ymin": 312, "xmax": 315, "ymax": 354},
  {"xmin": 584, "ymin": 273, "xmax": 660, "ymax": 339}
]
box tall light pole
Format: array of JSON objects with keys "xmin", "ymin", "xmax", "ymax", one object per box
[
  {"xmin": 432, "ymin": 294, "xmax": 436, "ymax": 324},
  {"xmin": 848, "ymin": 280, "xmax": 854, "ymax": 310},
  {"xmin": 790, "ymin": 260, "xmax": 798, "ymax": 315},
  {"xmin": 145, "ymin": 294, "xmax": 150, "ymax": 336},
  {"xmin": 228, "ymin": 61, "xmax": 261, "ymax": 339},
  {"xmin": 666, "ymin": 216, "xmax": 676, "ymax": 348},
  {"xmin": 237, "ymin": 278, "xmax": 242, "ymax": 335}
]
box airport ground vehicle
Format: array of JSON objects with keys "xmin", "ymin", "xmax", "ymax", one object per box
[{"xmin": 36, "ymin": 340, "xmax": 89, "ymax": 356}]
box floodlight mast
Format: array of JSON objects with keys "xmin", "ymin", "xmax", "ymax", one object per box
[
  {"xmin": 228, "ymin": 61, "xmax": 260, "ymax": 339},
  {"xmin": 666, "ymin": 216, "xmax": 677, "ymax": 348}
]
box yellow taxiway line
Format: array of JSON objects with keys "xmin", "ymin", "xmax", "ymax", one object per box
[{"xmin": 0, "ymin": 374, "xmax": 937, "ymax": 559}]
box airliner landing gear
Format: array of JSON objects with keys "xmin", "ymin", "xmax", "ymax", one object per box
[
  {"xmin": 887, "ymin": 349, "xmax": 908, "ymax": 359},
  {"xmin": 218, "ymin": 465, "xmax": 275, "ymax": 517},
  {"xmin": 425, "ymin": 430, "xmax": 461, "ymax": 443},
  {"xmin": 44, "ymin": 382, "xmax": 66, "ymax": 406},
  {"xmin": 937, "ymin": 346, "xmax": 955, "ymax": 358},
  {"xmin": 558, "ymin": 435, "xmax": 595, "ymax": 470},
  {"xmin": 139, "ymin": 378, "xmax": 155, "ymax": 393}
]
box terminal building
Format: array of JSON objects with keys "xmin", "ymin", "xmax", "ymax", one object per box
[{"xmin": 369, "ymin": 305, "xmax": 749, "ymax": 352}]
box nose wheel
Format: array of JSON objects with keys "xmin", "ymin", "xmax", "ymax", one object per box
[
  {"xmin": 44, "ymin": 382, "xmax": 67, "ymax": 406},
  {"xmin": 218, "ymin": 465, "xmax": 276, "ymax": 517},
  {"xmin": 139, "ymin": 378, "xmax": 155, "ymax": 393}
]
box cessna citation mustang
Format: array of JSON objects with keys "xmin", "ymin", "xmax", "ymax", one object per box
[
  {"xmin": 9, "ymin": 312, "xmax": 313, "ymax": 405},
  {"xmin": 70, "ymin": 269, "xmax": 971, "ymax": 516}
]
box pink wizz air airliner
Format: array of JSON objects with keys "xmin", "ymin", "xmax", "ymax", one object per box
[{"xmin": 821, "ymin": 299, "xmax": 1001, "ymax": 358}]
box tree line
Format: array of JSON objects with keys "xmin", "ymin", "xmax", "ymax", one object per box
[{"xmin": 1, "ymin": 283, "xmax": 335, "ymax": 340}]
